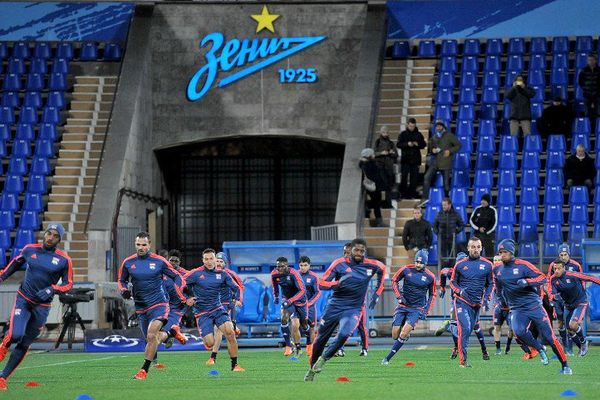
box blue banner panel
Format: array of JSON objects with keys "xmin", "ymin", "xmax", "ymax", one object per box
[
  {"xmin": 85, "ymin": 328, "xmax": 207, "ymax": 353},
  {"xmin": 387, "ymin": 0, "xmax": 600, "ymax": 39},
  {"xmin": 0, "ymin": 2, "xmax": 134, "ymax": 42}
]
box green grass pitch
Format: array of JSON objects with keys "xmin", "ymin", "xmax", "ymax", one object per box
[{"xmin": 3, "ymin": 347, "xmax": 599, "ymax": 399}]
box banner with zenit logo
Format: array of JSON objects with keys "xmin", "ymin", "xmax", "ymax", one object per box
[{"xmin": 187, "ymin": 5, "xmax": 326, "ymax": 102}]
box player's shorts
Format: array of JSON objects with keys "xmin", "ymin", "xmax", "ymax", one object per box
[
  {"xmin": 222, "ymin": 301, "xmax": 236, "ymax": 315},
  {"xmin": 138, "ymin": 303, "xmax": 169, "ymax": 336},
  {"xmin": 392, "ymin": 305, "xmax": 422, "ymax": 328},
  {"xmin": 165, "ymin": 304, "xmax": 186, "ymax": 330},
  {"xmin": 307, "ymin": 305, "xmax": 317, "ymax": 326},
  {"xmin": 565, "ymin": 303, "xmax": 588, "ymax": 326},
  {"xmin": 195, "ymin": 306, "xmax": 231, "ymax": 337},
  {"xmin": 493, "ymin": 304, "xmax": 510, "ymax": 326},
  {"xmin": 283, "ymin": 302, "xmax": 309, "ymax": 323}
]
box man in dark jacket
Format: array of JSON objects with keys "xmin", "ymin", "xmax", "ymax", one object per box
[
  {"xmin": 565, "ymin": 144, "xmax": 596, "ymax": 190},
  {"xmin": 433, "ymin": 198, "xmax": 464, "ymax": 267},
  {"xmin": 422, "ymin": 121, "xmax": 461, "ymax": 200},
  {"xmin": 578, "ymin": 54, "xmax": 600, "ymax": 127},
  {"xmin": 359, "ymin": 148, "xmax": 389, "ymax": 227},
  {"xmin": 397, "ymin": 118, "xmax": 426, "ymax": 199},
  {"xmin": 538, "ymin": 96, "xmax": 573, "ymax": 137},
  {"xmin": 506, "ymin": 75, "xmax": 536, "ymax": 136},
  {"xmin": 469, "ymin": 193, "xmax": 497, "ymax": 257},
  {"xmin": 374, "ymin": 125, "xmax": 397, "ymax": 206},
  {"xmin": 402, "ymin": 205, "xmax": 433, "ymax": 261}
]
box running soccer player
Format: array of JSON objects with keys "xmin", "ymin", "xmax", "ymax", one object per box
[
  {"xmin": 381, "ymin": 249, "xmax": 435, "ymax": 365},
  {"xmin": 549, "ymin": 258, "xmax": 600, "ymax": 356},
  {"xmin": 449, "ymin": 236, "xmax": 493, "ymax": 367},
  {"xmin": 304, "ymin": 238, "xmax": 385, "ymax": 382},
  {"xmin": 206, "ymin": 252, "xmax": 244, "ymax": 366},
  {"xmin": 493, "ymin": 239, "xmax": 572, "ymax": 374},
  {"xmin": 185, "ymin": 248, "xmax": 244, "ymax": 371},
  {"xmin": 271, "ymin": 257, "xmax": 307, "ymax": 356},
  {"xmin": 299, "ymin": 255, "xmax": 320, "ymax": 357},
  {"xmin": 118, "ymin": 232, "xmax": 187, "ymax": 380},
  {"xmin": 0, "ymin": 223, "xmax": 73, "ymax": 391},
  {"xmin": 163, "ymin": 249, "xmax": 189, "ymax": 346},
  {"xmin": 492, "ymin": 254, "xmax": 515, "ymax": 355}
]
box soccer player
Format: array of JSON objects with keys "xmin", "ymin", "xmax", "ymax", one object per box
[
  {"xmin": 271, "ymin": 256, "xmax": 308, "ymax": 356},
  {"xmin": 206, "ymin": 252, "xmax": 244, "ymax": 365},
  {"xmin": 493, "ymin": 239, "xmax": 572, "ymax": 374},
  {"xmin": 0, "ymin": 223, "xmax": 73, "ymax": 390},
  {"xmin": 492, "ymin": 254, "xmax": 515, "ymax": 355},
  {"xmin": 185, "ymin": 248, "xmax": 244, "ymax": 371},
  {"xmin": 437, "ymin": 251, "xmax": 467, "ymax": 359},
  {"xmin": 449, "ymin": 236, "xmax": 493, "ymax": 367},
  {"xmin": 546, "ymin": 244, "xmax": 581, "ymax": 355},
  {"xmin": 298, "ymin": 255, "xmax": 320, "ymax": 357},
  {"xmin": 304, "ymin": 238, "xmax": 385, "ymax": 382},
  {"xmin": 381, "ymin": 249, "xmax": 436, "ymax": 365},
  {"xmin": 549, "ymin": 258, "xmax": 600, "ymax": 356},
  {"xmin": 163, "ymin": 249, "xmax": 189, "ymax": 346},
  {"xmin": 118, "ymin": 232, "xmax": 187, "ymax": 380}
]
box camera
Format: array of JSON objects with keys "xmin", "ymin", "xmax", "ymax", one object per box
[{"xmin": 58, "ymin": 288, "xmax": 95, "ymax": 304}]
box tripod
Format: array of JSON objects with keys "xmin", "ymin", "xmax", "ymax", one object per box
[{"xmin": 54, "ymin": 302, "xmax": 86, "ymax": 350}]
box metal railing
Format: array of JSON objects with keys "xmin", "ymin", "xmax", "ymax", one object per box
[{"xmin": 310, "ymin": 224, "xmax": 339, "ymax": 240}]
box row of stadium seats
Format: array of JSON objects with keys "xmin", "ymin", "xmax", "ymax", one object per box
[
  {"xmin": 0, "ymin": 57, "xmax": 71, "ymax": 74},
  {"xmin": 0, "ymin": 72, "xmax": 69, "ymax": 92},
  {"xmin": 0, "ymin": 42, "xmax": 122, "ymax": 61}
]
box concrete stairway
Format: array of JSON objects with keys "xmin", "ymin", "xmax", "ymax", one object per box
[{"xmin": 44, "ymin": 76, "xmax": 117, "ymax": 281}]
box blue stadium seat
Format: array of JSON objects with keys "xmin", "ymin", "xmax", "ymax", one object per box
[
  {"xmin": 552, "ymin": 52, "xmax": 569, "ymax": 70},
  {"xmin": 104, "ymin": 43, "xmax": 123, "ymax": 61},
  {"xmin": 0, "ymin": 43, "xmax": 6, "ymax": 60},
  {"xmin": 547, "ymin": 135, "xmax": 566, "ymax": 151},
  {"xmin": 486, "ymin": 39, "xmax": 503, "ymax": 55},
  {"xmin": 39, "ymin": 124, "xmax": 57, "ymax": 140},
  {"xmin": 497, "ymin": 187, "xmax": 516, "ymax": 206},
  {"xmin": 35, "ymin": 139, "xmax": 54, "ymax": 157},
  {"xmin": 0, "ymin": 193, "xmax": 19, "ymax": 212},
  {"xmin": 19, "ymin": 106, "xmax": 38, "ymax": 124},
  {"xmin": 521, "ymin": 169, "xmax": 539, "ymax": 188},
  {"xmin": 520, "ymin": 186, "xmax": 539, "ymax": 206},
  {"xmin": 460, "ymin": 71, "xmax": 477, "ymax": 87},
  {"xmin": 26, "ymin": 175, "xmax": 47, "ymax": 194},
  {"xmin": 25, "ymin": 73, "xmax": 44, "ymax": 91},
  {"xmin": 528, "ymin": 69, "xmax": 545, "ymax": 86},
  {"xmin": 42, "ymin": 107, "xmax": 60, "ymax": 124},
  {"xmin": 573, "ymin": 117, "xmax": 591, "ymax": 134},
  {"xmin": 519, "ymin": 243, "xmax": 538, "ymax": 259},
  {"xmin": 544, "ymin": 223, "xmax": 563, "ymax": 242},
  {"xmin": 595, "ymin": 187, "xmax": 600, "ymax": 204},
  {"xmin": 428, "ymin": 188, "xmax": 444, "ymax": 205},
  {"xmin": 48, "ymin": 73, "xmax": 67, "ymax": 91},
  {"xmin": 552, "ymin": 36, "xmax": 569, "ymax": 53},
  {"xmin": 479, "ymin": 104, "xmax": 497, "ymax": 120},
  {"xmin": 454, "ymin": 205, "xmax": 467, "ymax": 224},
  {"xmin": 450, "ymin": 188, "xmax": 468, "ymax": 206},
  {"xmin": 0, "ymin": 140, "xmax": 6, "ymax": 158},
  {"xmin": 504, "ymin": 70, "xmax": 520, "ymax": 88},
  {"xmin": 57, "ymin": 43, "xmax": 74, "ymax": 60},
  {"xmin": 478, "ymin": 119, "xmax": 496, "ymax": 136},
  {"xmin": 544, "ymin": 186, "xmax": 564, "ymax": 205},
  {"xmin": 496, "ymin": 224, "xmax": 515, "ymax": 241},
  {"xmin": 440, "ymin": 56, "xmax": 457, "ymax": 73},
  {"xmin": 14, "ymin": 229, "xmax": 35, "ymax": 249},
  {"xmin": 569, "ymin": 204, "xmax": 589, "ymax": 224},
  {"xmin": 520, "ymin": 205, "xmax": 539, "ymax": 224},
  {"xmin": 24, "ymin": 91, "xmax": 42, "ymax": 108},
  {"xmin": 508, "ymin": 38, "xmax": 525, "ymax": 55},
  {"xmin": 458, "ymin": 104, "xmax": 474, "ymax": 120},
  {"xmin": 457, "ymin": 136, "xmax": 472, "ymax": 153},
  {"xmin": 484, "ymin": 55, "xmax": 501, "ymax": 72},
  {"xmin": 569, "ymin": 186, "xmax": 589, "ymax": 204},
  {"xmin": 507, "ymin": 55, "xmax": 524, "ymax": 72},
  {"xmin": 391, "ymin": 41, "xmax": 410, "ymax": 59},
  {"xmin": 8, "ymin": 157, "xmax": 28, "ymax": 176},
  {"xmin": 1, "ymin": 92, "xmax": 19, "ymax": 108},
  {"xmin": 51, "ymin": 58, "xmax": 69, "ymax": 74},
  {"xmin": 80, "ymin": 42, "xmax": 99, "ymax": 61},
  {"xmin": 33, "ymin": 42, "xmax": 52, "ymax": 59},
  {"xmin": 0, "ymin": 211, "xmax": 15, "ymax": 230},
  {"xmin": 472, "ymin": 187, "xmax": 491, "ymax": 207},
  {"xmin": 459, "ymin": 87, "xmax": 476, "ymax": 104},
  {"xmin": 438, "ymin": 71, "xmax": 455, "ymax": 88},
  {"xmin": 498, "ymin": 169, "xmax": 516, "ymax": 187},
  {"xmin": 576, "ymin": 36, "xmax": 593, "ymax": 52},
  {"xmin": 0, "ymin": 124, "xmax": 9, "ymax": 141},
  {"xmin": 499, "ymin": 136, "xmax": 518, "ymax": 154},
  {"xmin": 571, "ymin": 133, "xmax": 590, "ymax": 153},
  {"xmin": 523, "ymin": 136, "xmax": 542, "ymax": 154},
  {"xmin": 575, "ymin": 52, "xmax": 588, "ymax": 69},
  {"xmin": 425, "ymin": 204, "xmax": 441, "ymax": 224},
  {"xmin": 441, "ymin": 40, "xmax": 458, "ymax": 56},
  {"xmin": 551, "ymin": 85, "xmax": 568, "ymax": 101},
  {"xmin": 456, "ymin": 119, "xmax": 474, "ymax": 137},
  {"xmin": 543, "ymin": 242, "xmax": 561, "ymax": 260},
  {"xmin": 529, "ymin": 54, "xmax": 546, "ymax": 71},
  {"xmin": 31, "ymin": 157, "xmax": 50, "ymax": 175},
  {"xmin": 19, "ymin": 211, "xmax": 39, "ymax": 230},
  {"xmin": 0, "ymin": 230, "xmax": 11, "ymax": 249},
  {"xmin": 521, "ymin": 152, "xmax": 540, "ymax": 170},
  {"xmin": 12, "ymin": 42, "xmax": 30, "ymax": 59},
  {"xmin": 482, "ymin": 71, "xmax": 500, "ymax": 88},
  {"xmin": 530, "ymin": 37, "xmax": 547, "ymax": 54},
  {"xmin": 551, "ymin": 67, "xmax": 568, "ymax": 86},
  {"xmin": 47, "ymin": 91, "xmax": 65, "ymax": 109},
  {"xmin": 436, "ymin": 88, "xmax": 453, "ymax": 105},
  {"xmin": 497, "ymin": 206, "xmax": 516, "ymax": 224},
  {"xmin": 434, "ymin": 105, "xmax": 452, "ymax": 122},
  {"xmin": 569, "ymin": 224, "xmax": 588, "ymax": 242},
  {"xmin": 530, "ymin": 102, "xmax": 543, "ymax": 120},
  {"xmin": 23, "ymin": 193, "xmax": 43, "ymax": 212},
  {"xmin": 7, "ymin": 58, "xmax": 25, "ymax": 74},
  {"xmin": 530, "ymin": 85, "xmax": 545, "ymax": 102},
  {"xmin": 29, "ymin": 58, "xmax": 47, "ymax": 74},
  {"xmin": 463, "ymin": 39, "xmax": 480, "ymax": 55},
  {"xmin": 477, "ymin": 135, "xmax": 495, "ymax": 153},
  {"xmin": 418, "ymin": 40, "xmax": 436, "ymax": 57},
  {"xmin": 519, "ymin": 224, "xmax": 538, "ymax": 243},
  {"xmin": 451, "ymin": 169, "xmax": 470, "ymax": 187},
  {"xmin": 12, "ymin": 139, "xmax": 31, "ymax": 157},
  {"xmin": 476, "ymin": 153, "xmax": 494, "ymax": 170},
  {"xmin": 452, "ymin": 152, "xmax": 470, "ymax": 170},
  {"xmin": 3, "ymin": 74, "xmax": 21, "ymax": 91},
  {"xmin": 570, "ymin": 241, "xmax": 583, "ymax": 258},
  {"xmin": 481, "ymin": 86, "xmax": 499, "ymax": 104},
  {"xmin": 498, "ymin": 152, "xmax": 517, "ymax": 170},
  {"xmin": 546, "ymin": 151, "xmax": 565, "ymax": 169},
  {"xmin": 433, "ymin": 172, "xmax": 444, "ymax": 188},
  {"xmin": 428, "ymin": 244, "xmax": 438, "ymax": 265}
]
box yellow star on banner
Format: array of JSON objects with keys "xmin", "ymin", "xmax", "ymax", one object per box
[{"xmin": 251, "ymin": 5, "xmax": 280, "ymax": 34}]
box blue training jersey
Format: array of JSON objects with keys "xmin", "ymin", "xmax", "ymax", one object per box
[
  {"xmin": 492, "ymin": 258, "xmax": 546, "ymax": 311},
  {"xmin": 450, "ymin": 256, "xmax": 493, "ymax": 307},
  {"xmin": 271, "ymin": 268, "xmax": 307, "ymax": 305},
  {"xmin": 391, "ymin": 264, "xmax": 436, "ymax": 313},
  {"xmin": 300, "ymin": 270, "xmax": 321, "ymax": 306},
  {"xmin": 218, "ymin": 268, "xmax": 244, "ymax": 304},
  {"xmin": 0, "ymin": 243, "xmax": 73, "ymax": 305},
  {"xmin": 163, "ymin": 267, "xmax": 188, "ymax": 309},
  {"xmin": 550, "ymin": 271, "xmax": 600, "ymax": 307},
  {"xmin": 184, "ymin": 266, "xmax": 241, "ymax": 315}
]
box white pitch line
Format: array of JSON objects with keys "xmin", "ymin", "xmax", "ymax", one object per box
[{"xmin": 20, "ymin": 355, "xmax": 128, "ymax": 370}]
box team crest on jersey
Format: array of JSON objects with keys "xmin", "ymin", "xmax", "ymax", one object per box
[
  {"xmin": 149, "ymin": 263, "xmax": 156, "ymax": 270},
  {"xmin": 51, "ymin": 257, "xmax": 59, "ymax": 265},
  {"xmin": 307, "ymin": 278, "xmax": 312, "ymax": 283},
  {"xmin": 14, "ymin": 308, "xmax": 21, "ymax": 315},
  {"xmin": 462, "ymin": 266, "xmax": 468, "ymax": 270},
  {"xmin": 421, "ymin": 276, "xmax": 427, "ymax": 282},
  {"xmin": 216, "ymin": 274, "xmax": 222, "ymax": 280},
  {"xmin": 568, "ymin": 266, "xmax": 574, "ymax": 271},
  {"xmin": 200, "ymin": 274, "xmax": 205, "ymax": 279},
  {"xmin": 131, "ymin": 264, "xmax": 136, "ymax": 269},
  {"xmin": 407, "ymin": 272, "xmax": 412, "ymax": 277},
  {"xmin": 512, "ymin": 268, "xmax": 519, "ymax": 275},
  {"xmin": 31, "ymin": 253, "xmax": 37, "ymax": 259},
  {"xmin": 479, "ymin": 264, "xmax": 485, "ymax": 270},
  {"xmin": 286, "ymin": 276, "xmax": 291, "ymax": 281},
  {"xmin": 457, "ymin": 307, "xmax": 462, "ymax": 313},
  {"xmin": 566, "ymin": 279, "xmax": 571, "ymax": 283},
  {"xmin": 367, "ymin": 269, "xmax": 373, "ymax": 276},
  {"xmin": 345, "ymin": 267, "xmax": 352, "ymax": 273}
]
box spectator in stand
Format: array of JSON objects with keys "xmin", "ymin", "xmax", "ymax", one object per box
[
  {"xmin": 469, "ymin": 193, "xmax": 497, "ymax": 257},
  {"xmin": 397, "ymin": 118, "xmax": 427, "ymax": 199},
  {"xmin": 433, "ymin": 197, "xmax": 464, "ymax": 267},
  {"xmin": 374, "ymin": 125, "xmax": 398, "ymax": 207},
  {"xmin": 505, "ymin": 75, "xmax": 536, "ymax": 136},
  {"xmin": 422, "ymin": 121, "xmax": 461, "ymax": 200},
  {"xmin": 578, "ymin": 54, "xmax": 600, "ymax": 130},
  {"xmin": 538, "ymin": 96, "xmax": 573, "ymax": 138},
  {"xmin": 402, "ymin": 205, "xmax": 433, "ymax": 261},
  {"xmin": 564, "ymin": 144, "xmax": 596, "ymax": 191},
  {"xmin": 359, "ymin": 148, "xmax": 388, "ymax": 227}
]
